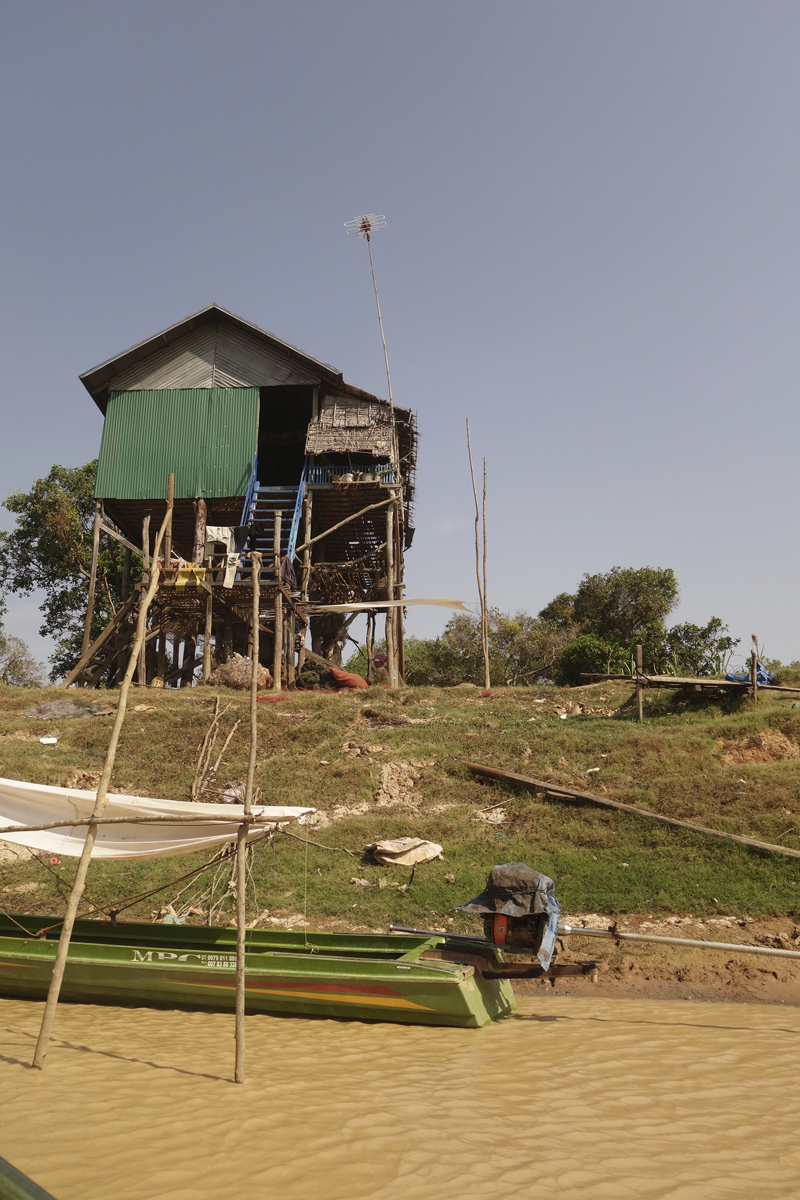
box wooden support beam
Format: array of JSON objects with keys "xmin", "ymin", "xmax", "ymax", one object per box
[
  {"xmin": 297, "ymin": 491, "xmax": 313, "ymax": 674},
  {"xmin": 59, "ymin": 595, "xmax": 138, "ymax": 689},
  {"xmin": 99, "ymin": 522, "xmax": 142, "ymax": 557},
  {"xmin": 294, "ymin": 495, "xmax": 394, "ymax": 556},
  {"xmin": 273, "ymin": 512, "xmax": 283, "ymax": 691},
  {"xmin": 385, "ymin": 505, "xmax": 396, "ymax": 689},
  {"xmin": 203, "ymin": 590, "xmax": 213, "ymax": 680},
  {"xmin": 163, "ymin": 473, "xmax": 174, "ymax": 569},
  {"xmin": 192, "ymin": 498, "xmax": 207, "ymax": 566},
  {"xmin": 81, "ymin": 502, "xmax": 102, "ymax": 670}
]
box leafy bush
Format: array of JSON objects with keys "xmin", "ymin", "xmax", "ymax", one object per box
[{"xmin": 556, "ymin": 633, "xmax": 628, "ymax": 686}]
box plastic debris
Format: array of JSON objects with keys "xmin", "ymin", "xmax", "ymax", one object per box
[
  {"xmin": 39, "ymin": 737, "xmax": 58, "ymax": 745},
  {"xmin": 366, "ymin": 837, "xmax": 443, "ymax": 867}
]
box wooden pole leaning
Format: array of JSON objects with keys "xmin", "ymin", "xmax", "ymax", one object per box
[
  {"xmin": 203, "ymin": 590, "xmax": 213, "ymax": 682},
  {"xmin": 32, "ymin": 481, "xmax": 174, "ymax": 1070},
  {"xmin": 235, "ymin": 550, "xmax": 260, "ymax": 1084},
  {"xmin": 81, "ymin": 501, "xmax": 102, "ymax": 677},
  {"xmin": 385, "ymin": 506, "xmax": 396, "ymax": 689},
  {"xmin": 635, "ymin": 644, "xmax": 643, "ymax": 723},
  {"xmin": 466, "ymin": 420, "xmax": 489, "ymax": 689},
  {"xmin": 163, "ymin": 474, "xmax": 174, "ymax": 574},
  {"xmin": 297, "ymin": 491, "xmax": 313, "ymax": 674},
  {"xmin": 138, "ymin": 515, "xmax": 151, "ymax": 686},
  {"xmin": 272, "ymin": 512, "xmax": 283, "ymax": 692}
]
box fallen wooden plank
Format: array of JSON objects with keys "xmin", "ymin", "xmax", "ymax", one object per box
[
  {"xmin": 580, "ymin": 673, "xmax": 800, "ymax": 694},
  {"xmin": 465, "ymin": 761, "xmax": 800, "ymax": 861}
]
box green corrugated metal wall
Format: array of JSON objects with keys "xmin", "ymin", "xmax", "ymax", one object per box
[{"xmin": 94, "ymin": 388, "xmax": 259, "ymax": 499}]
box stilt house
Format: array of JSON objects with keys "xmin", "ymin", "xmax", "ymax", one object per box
[{"xmin": 70, "ymin": 303, "xmax": 417, "ymax": 688}]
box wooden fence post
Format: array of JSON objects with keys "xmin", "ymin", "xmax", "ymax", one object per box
[
  {"xmin": 636, "ymin": 644, "xmax": 643, "ymax": 723},
  {"xmin": 751, "ymin": 649, "xmax": 758, "ymax": 706}
]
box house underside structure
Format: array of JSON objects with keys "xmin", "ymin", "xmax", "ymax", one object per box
[{"xmin": 65, "ymin": 304, "xmax": 417, "ymax": 690}]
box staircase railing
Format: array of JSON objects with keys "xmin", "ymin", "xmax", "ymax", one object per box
[
  {"xmin": 240, "ymin": 454, "xmax": 259, "ymax": 529},
  {"xmin": 287, "ymin": 458, "xmax": 308, "ymax": 562}
]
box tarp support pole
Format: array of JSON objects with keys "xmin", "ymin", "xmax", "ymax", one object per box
[
  {"xmin": 32, "ymin": 476, "xmax": 174, "ymax": 1071},
  {"xmin": 235, "ymin": 551, "xmax": 260, "ymax": 1084}
]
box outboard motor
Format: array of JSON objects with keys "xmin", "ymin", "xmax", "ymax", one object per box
[{"xmin": 457, "ymin": 862, "xmax": 561, "ymax": 969}]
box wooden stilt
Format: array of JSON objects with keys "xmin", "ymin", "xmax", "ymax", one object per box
[
  {"xmin": 235, "ymin": 550, "xmax": 260, "ymax": 1084},
  {"xmin": 224, "ymin": 618, "xmax": 234, "ymax": 664},
  {"xmin": 298, "ymin": 491, "xmax": 313, "ymax": 674},
  {"xmin": 32, "ymin": 482, "xmax": 174, "ymax": 1070},
  {"xmin": 393, "ymin": 496, "xmax": 404, "ymax": 684},
  {"xmin": 366, "ymin": 611, "xmax": 375, "ymax": 684},
  {"xmin": 272, "ymin": 512, "xmax": 282, "ymax": 691},
  {"xmin": 157, "ymin": 613, "xmax": 166, "ymax": 681},
  {"xmin": 636, "ymin": 644, "xmax": 643, "ymax": 723},
  {"xmin": 203, "ymin": 590, "xmax": 213, "ymax": 681},
  {"xmin": 192, "ymin": 498, "xmax": 207, "ymax": 566},
  {"xmin": 385, "ymin": 506, "xmax": 396, "ymax": 689},
  {"xmin": 482, "ymin": 457, "xmax": 489, "ymax": 690},
  {"xmin": 466, "ymin": 421, "xmax": 490, "ymax": 689},
  {"xmin": 182, "ymin": 633, "xmax": 196, "ymax": 687},
  {"xmin": 751, "ymin": 649, "xmax": 758, "ymax": 706},
  {"xmin": 163, "ymin": 475, "xmax": 174, "ymax": 571},
  {"xmin": 81, "ymin": 502, "xmax": 102, "ymax": 679},
  {"xmin": 287, "ymin": 610, "xmax": 296, "ymax": 689}
]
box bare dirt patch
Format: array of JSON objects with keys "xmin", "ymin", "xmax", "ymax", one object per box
[{"xmin": 718, "ymin": 730, "xmax": 800, "ymax": 766}]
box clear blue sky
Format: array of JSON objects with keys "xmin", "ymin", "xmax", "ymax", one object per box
[{"xmin": 2, "ymin": 1, "xmax": 799, "ymax": 669}]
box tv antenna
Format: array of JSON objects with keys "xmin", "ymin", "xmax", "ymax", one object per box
[{"xmin": 345, "ymin": 214, "xmax": 395, "ymax": 430}]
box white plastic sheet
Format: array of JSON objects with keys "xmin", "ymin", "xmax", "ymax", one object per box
[{"xmin": 0, "ymin": 777, "xmax": 314, "ymax": 860}]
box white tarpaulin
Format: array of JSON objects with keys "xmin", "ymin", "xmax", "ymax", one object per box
[
  {"xmin": 308, "ymin": 599, "xmax": 471, "ymax": 614},
  {"xmin": 0, "ymin": 777, "xmax": 314, "ymax": 860}
]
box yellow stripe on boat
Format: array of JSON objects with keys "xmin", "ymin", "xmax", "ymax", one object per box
[{"xmin": 179, "ymin": 979, "xmax": 435, "ymax": 1011}]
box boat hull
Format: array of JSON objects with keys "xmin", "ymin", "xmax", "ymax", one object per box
[{"xmin": 0, "ymin": 916, "xmax": 515, "ymax": 1029}]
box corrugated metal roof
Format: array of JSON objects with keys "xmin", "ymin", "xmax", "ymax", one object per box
[
  {"xmin": 80, "ymin": 303, "xmax": 343, "ymax": 413},
  {"xmin": 95, "ymin": 388, "xmax": 258, "ymax": 500}
]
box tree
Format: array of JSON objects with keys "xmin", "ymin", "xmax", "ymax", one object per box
[
  {"xmin": 0, "ymin": 632, "xmax": 44, "ymax": 687},
  {"xmin": 664, "ymin": 618, "xmax": 739, "ymax": 676},
  {"xmin": 347, "ymin": 609, "xmax": 576, "ymax": 687},
  {"xmin": 572, "ymin": 566, "xmax": 679, "ymax": 646},
  {"xmin": 537, "ymin": 592, "xmax": 576, "ymax": 630},
  {"xmin": 0, "ymin": 462, "xmax": 139, "ymax": 682}
]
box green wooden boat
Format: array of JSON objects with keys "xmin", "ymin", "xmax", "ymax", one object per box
[{"xmin": 0, "ymin": 914, "xmax": 515, "ymax": 1029}]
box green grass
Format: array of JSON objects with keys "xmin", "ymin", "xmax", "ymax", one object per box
[{"xmin": 1, "ymin": 679, "xmax": 799, "ymax": 927}]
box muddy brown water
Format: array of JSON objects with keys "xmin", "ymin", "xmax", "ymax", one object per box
[{"xmin": 2, "ymin": 996, "xmax": 799, "ymax": 1199}]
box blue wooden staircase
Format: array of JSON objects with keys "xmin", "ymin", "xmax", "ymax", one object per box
[{"xmin": 239, "ymin": 459, "xmax": 306, "ymax": 583}]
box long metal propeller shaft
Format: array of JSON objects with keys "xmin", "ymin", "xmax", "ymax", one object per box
[{"xmin": 559, "ymin": 924, "xmax": 800, "ymax": 961}]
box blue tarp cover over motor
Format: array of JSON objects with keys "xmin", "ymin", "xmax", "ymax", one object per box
[
  {"xmin": 726, "ymin": 662, "xmax": 774, "ymax": 686},
  {"xmin": 456, "ymin": 863, "xmax": 561, "ymax": 970}
]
